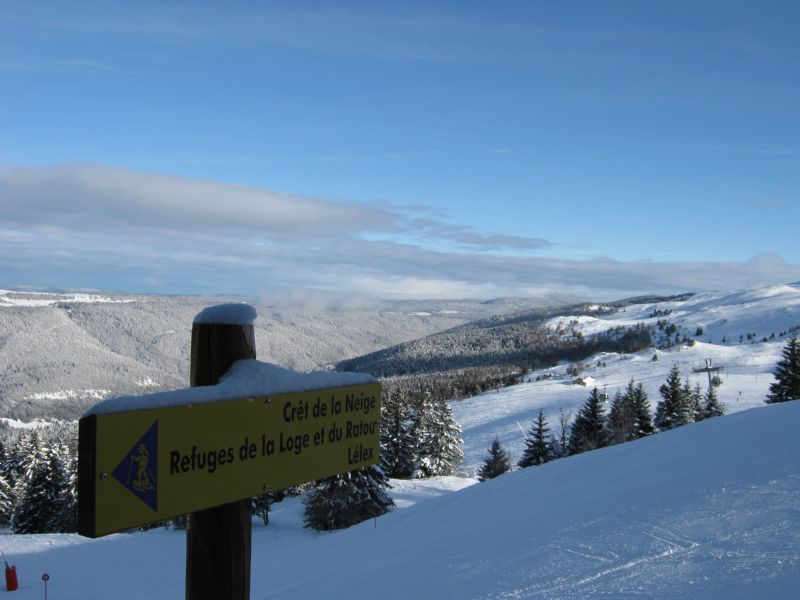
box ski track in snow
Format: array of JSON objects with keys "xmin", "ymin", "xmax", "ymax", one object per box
[{"xmin": 485, "ymin": 475, "xmax": 800, "ymax": 599}]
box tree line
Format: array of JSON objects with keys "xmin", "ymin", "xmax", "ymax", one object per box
[
  {"xmin": 0, "ymin": 425, "xmax": 77, "ymax": 533},
  {"xmin": 479, "ymin": 364, "xmax": 725, "ymax": 481}
]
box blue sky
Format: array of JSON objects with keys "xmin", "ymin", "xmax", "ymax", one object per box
[{"xmin": 1, "ymin": 1, "xmax": 798, "ymax": 299}]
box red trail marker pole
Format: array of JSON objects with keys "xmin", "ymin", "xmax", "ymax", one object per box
[{"xmin": 4, "ymin": 561, "xmax": 17, "ymax": 592}]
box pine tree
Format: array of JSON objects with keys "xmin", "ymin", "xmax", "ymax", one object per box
[
  {"xmin": 700, "ymin": 385, "xmax": 725, "ymax": 419},
  {"xmin": 251, "ymin": 489, "xmax": 285, "ymax": 526},
  {"xmin": 11, "ymin": 432, "xmax": 44, "ymax": 511},
  {"xmin": 679, "ymin": 379, "xmax": 698, "ymax": 426},
  {"xmin": 765, "ymin": 336, "xmax": 800, "ymax": 404},
  {"xmin": 478, "ymin": 438, "xmax": 512, "ymax": 481},
  {"xmin": 380, "ymin": 388, "xmax": 415, "ymax": 478},
  {"xmin": 47, "ymin": 441, "xmax": 77, "ymax": 533},
  {"xmin": 632, "ymin": 382, "xmax": 655, "ymax": 438},
  {"xmin": 0, "ymin": 442, "xmax": 11, "ymax": 526},
  {"xmin": 0, "ymin": 441, "xmax": 6, "ymax": 481},
  {"xmin": 411, "ymin": 390, "xmax": 464, "ymax": 478},
  {"xmin": 13, "ymin": 452, "xmax": 55, "ymax": 533},
  {"xmin": 0, "ymin": 475, "xmax": 12, "ymax": 527},
  {"xmin": 11, "ymin": 438, "xmax": 75, "ymax": 534},
  {"xmin": 518, "ymin": 410, "xmax": 552, "ymax": 468},
  {"xmin": 569, "ymin": 388, "xmax": 608, "ymax": 454},
  {"xmin": 251, "ymin": 492, "xmax": 272, "ymax": 526},
  {"xmin": 607, "ymin": 386, "xmax": 636, "ymax": 445},
  {"xmin": 690, "ymin": 383, "xmax": 705, "ymax": 422},
  {"xmin": 655, "ymin": 365, "xmax": 692, "ymax": 430},
  {"xmin": 2, "ymin": 437, "xmax": 19, "ymax": 510},
  {"xmin": 303, "ymin": 465, "xmax": 394, "ymax": 531}
]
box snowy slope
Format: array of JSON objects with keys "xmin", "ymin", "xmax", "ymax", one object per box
[
  {"xmin": 454, "ymin": 283, "xmax": 800, "ymax": 476},
  {"xmin": 3, "ymin": 402, "xmax": 799, "ymax": 598},
  {"xmin": 546, "ymin": 283, "xmax": 800, "ymax": 345},
  {"xmin": 453, "ymin": 339, "xmax": 786, "ymax": 476}
]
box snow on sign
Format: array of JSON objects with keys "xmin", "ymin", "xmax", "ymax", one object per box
[{"xmin": 78, "ymin": 368, "xmax": 380, "ymax": 538}]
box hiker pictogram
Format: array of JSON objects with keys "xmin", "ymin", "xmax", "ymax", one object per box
[
  {"xmin": 112, "ymin": 421, "xmax": 159, "ymax": 511},
  {"xmin": 131, "ymin": 443, "xmax": 155, "ymax": 492}
]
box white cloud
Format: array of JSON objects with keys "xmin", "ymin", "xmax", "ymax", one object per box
[
  {"xmin": 1, "ymin": 164, "xmax": 395, "ymax": 234},
  {"xmin": 1, "ymin": 164, "xmax": 799, "ymax": 300}
]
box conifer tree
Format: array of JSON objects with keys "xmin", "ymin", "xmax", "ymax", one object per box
[
  {"xmin": 607, "ymin": 386, "xmax": 636, "ymax": 445},
  {"xmin": 518, "ymin": 410, "xmax": 552, "ymax": 468},
  {"xmin": 765, "ymin": 336, "xmax": 800, "ymax": 404},
  {"xmin": 412, "ymin": 390, "xmax": 463, "ymax": 478},
  {"xmin": 303, "ymin": 465, "xmax": 394, "ymax": 531},
  {"xmin": 655, "ymin": 365, "xmax": 691, "ymax": 430},
  {"xmin": 700, "ymin": 385, "xmax": 725, "ymax": 419},
  {"xmin": 251, "ymin": 490, "xmax": 285, "ymax": 526},
  {"xmin": 0, "ymin": 441, "xmax": 12, "ymax": 527},
  {"xmin": 632, "ymin": 382, "xmax": 655, "ymax": 437},
  {"xmin": 11, "ymin": 438, "xmax": 75, "ymax": 534},
  {"xmin": 48, "ymin": 441, "xmax": 77, "ymax": 533},
  {"xmin": 251, "ymin": 492, "xmax": 271, "ymax": 526},
  {"xmin": 478, "ymin": 438, "xmax": 512, "ymax": 481},
  {"xmin": 0, "ymin": 475, "xmax": 12, "ymax": 527},
  {"xmin": 569, "ymin": 388, "xmax": 608, "ymax": 454},
  {"xmin": 380, "ymin": 387, "xmax": 415, "ymax": 478},
  {"xmin": 49, "ymin": 446, "xmax": 76, "ymax": 533},
  {"xmin": 13, "ymin": 451, "xmax": 56, "ymax": 533},
  {"xmin": 2, "ymin": 436, "xmax": 25, "ymax": 498},
  {"xmin": 690, "ymin": 383, "xmax": 705, "ymax": 422},
  {"xmin": 12, "ymin": 432, "xmax": 44, "ymax": 509}
]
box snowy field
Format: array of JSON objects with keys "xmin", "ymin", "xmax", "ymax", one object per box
[{"xmin": 2, "ymin": 403, "xmax": 799, "ymax": 598}]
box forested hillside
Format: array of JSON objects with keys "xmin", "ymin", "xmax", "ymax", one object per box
[
  {"xmin": 0, "ymin": 289, "xmax": 563, "ymax": 421},
  {"xmin": 336, "ymin": 296, "xmax": 684, "ymax": 377}
]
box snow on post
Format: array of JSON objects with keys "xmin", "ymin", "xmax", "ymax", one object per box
[{"xmin": 192, "ymin": 303, "xmax": 257, "ymax": 327}]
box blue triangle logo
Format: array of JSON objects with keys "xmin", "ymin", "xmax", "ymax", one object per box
[{"xmin": 112, "ymin": 421, "xmax": 158, "ymax": 512}]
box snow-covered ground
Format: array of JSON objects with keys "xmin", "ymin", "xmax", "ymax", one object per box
[
  {"xmin": 2, "ymin": 402, "xmax": 799, "ymax": 598},
  {"xmin": 0, "ymin": 289, "xmax": 135, "ymax": 307},
  {"xmin": 0, "ymin": 476, "xmax": 475, "ymax": 598},
  {"xmin": 456, "ymin": 282, "xmax": 800, "ymax": 475},
  {"xmin": 546, "ymin": 283, "xmax": 800, "ymax": 345},
  {"xmin": 454, "ymin": 339, "xmax": 785, "ymax": 476}
]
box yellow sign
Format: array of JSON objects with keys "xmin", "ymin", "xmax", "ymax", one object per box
[{"xmin": 78, "ymin": 383, "xmax": 381, "ymax": 538}]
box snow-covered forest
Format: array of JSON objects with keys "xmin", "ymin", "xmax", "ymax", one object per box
[{"xmin": 0, "ymin": 289, "xmax": 554, "ymax": 421}]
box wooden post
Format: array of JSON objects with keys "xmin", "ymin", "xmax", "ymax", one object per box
[{"xmin": 186, "ymin": 307, "xmax": 256, "ymax": 600}]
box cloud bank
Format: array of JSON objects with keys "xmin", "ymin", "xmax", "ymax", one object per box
[{"xmin": 1, "ymin": 164, "xmax": 798, "ymax": 300}]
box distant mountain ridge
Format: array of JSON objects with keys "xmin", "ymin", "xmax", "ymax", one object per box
[
  {"xmin": 0, "ymin": 289, "xmax": 567, "ymax": 421},
  {"xmin": 337, "ymin": 284, "xmax": 800, "ymax": 377},
  {"xmin": 3, "ymin": 284, "xmax": 797, "ymax": 423}
]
